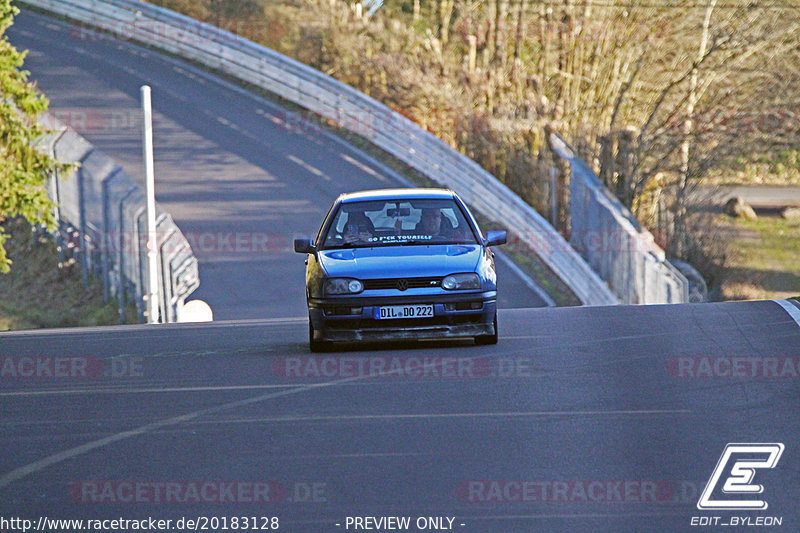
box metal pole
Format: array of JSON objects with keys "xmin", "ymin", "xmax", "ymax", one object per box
[
  {"xmin": 141, "ymin": 85, "xmax": 160, "ymax": 324},
  {"xmin": 49, "ymin": 128, "xmax": 68, "ymax": 267}
]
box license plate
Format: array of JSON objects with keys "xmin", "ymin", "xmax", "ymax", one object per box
[{"xmin": 374, "ymin": 304, "xmax": 434, "ymax": 320}]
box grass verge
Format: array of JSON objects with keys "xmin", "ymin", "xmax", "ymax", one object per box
[
  {"xmin": 712, "ymin": 214, "xmax": 800, "ymax": 301},
  {"xmin": 0, "ymin": 218, "xmax": 134, "ymax": 330}
]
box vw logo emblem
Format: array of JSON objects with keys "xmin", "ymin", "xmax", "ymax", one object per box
[{"xmin": 397, "ymin": 279, "xmax": 409, "ymax": 291}]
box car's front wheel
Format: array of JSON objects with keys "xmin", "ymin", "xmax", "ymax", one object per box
[
  {"xmin": 474, "ymin": 313, "xmax": 498, "ymax": 346},
  {"xmin": 309, "ymin": 318, "xmax": 330, "ymax": 353}
]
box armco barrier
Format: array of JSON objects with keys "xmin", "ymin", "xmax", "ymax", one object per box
[
  {"xmin": 21, "ymin": 0, "xmax": 617, "ymax": 306},
  {"xmin": 550, "ymin": 134, "xmax": 688, "ymax": 304},
  {"xmin": 35, "ymin": 117, "xmax": 199, "ymax": 322}
]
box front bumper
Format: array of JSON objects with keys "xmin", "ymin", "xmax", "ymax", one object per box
[{"xmin": 308, "ymin": 291, "xmax": 497, "ymax": 342}]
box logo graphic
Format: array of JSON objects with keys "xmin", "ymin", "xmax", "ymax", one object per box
[{"xmin": 697, "ymin": 443, "xmax": 784, "ymax": 510}]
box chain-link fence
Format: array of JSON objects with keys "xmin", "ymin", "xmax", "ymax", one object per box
[
  {"xmin": 35, "ymin": 118, "xmax": 199, "ymax": 323},
  {"xmin": 550, "ymin": 134, "xmax": 689, "ymax": 304},
  {"xmin": 21, "ymin": 0, "xmax": 618, "ymax": 306}
]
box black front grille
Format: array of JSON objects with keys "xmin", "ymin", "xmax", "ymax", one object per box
[
  {"xmin": 323, "ymin": 306, "xmax": 362, "ymax": 316},
  {"xmin": 363, "ymin": 277, "xmax": 442, "ymax": 291}
]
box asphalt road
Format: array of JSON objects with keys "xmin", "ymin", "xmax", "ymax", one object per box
[
  {"xmin": 5, "ymin": 8, "xmax": 800, "ymax": 533},
  {"xmin": 1, "ymin": 301, "xmax": 799, "ymax": 532},
  {"xmin": 702, "ymin": 185, "xmax": 800, "ymax": 208},
  {"xmin": 7, "ymin": 10, "xmax": 549, "ymax": 320}
]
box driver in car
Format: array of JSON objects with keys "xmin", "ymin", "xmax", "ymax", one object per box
[
  {"xmin": 415, "ymin": 208, "xmax": 474, "ymax": 242},
  {"xmin": 416, "ymin": 207, "xmax": 461, "ymax": 240},
  {"xmin": 416, "ymin": 208, "xmax": 445, "ymax": 236},
  {"xmin": 343, "ymin": 213, "xmax": 374, "ymax": 244}
]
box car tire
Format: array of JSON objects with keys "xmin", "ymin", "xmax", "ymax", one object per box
[
  {"xmin": 474, "ymin": 314, "xmax": 498, "ymax": 346},
  {"xmin": 309, "ymin": 319, "xmax": 330, "ymax": 353}
]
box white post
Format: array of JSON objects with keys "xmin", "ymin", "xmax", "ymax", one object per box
[{"xmin": 141, "ymin": 85, "xmax": 160, "ymax": 324}]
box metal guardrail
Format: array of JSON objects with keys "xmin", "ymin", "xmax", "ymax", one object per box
[
  {"xmin": 35, "ymin": 117, "xmax": 199, "ymax": 322},
  {"xmin": 550, "ymin": 134, "xmax": 689, "ymax": 304},
  {"xmin": 21, "ymin": 0, "xmax": 618, "ymax": 306}
]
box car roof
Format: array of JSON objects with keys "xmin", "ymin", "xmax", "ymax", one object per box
[{"xmin": 338, "ymin": 188, "xmax": 456, "ymax": 203}]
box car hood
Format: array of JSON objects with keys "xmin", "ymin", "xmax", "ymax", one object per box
[{"xmin": 318, "ymin": 245, "xmax": 482, "ymax": 279}]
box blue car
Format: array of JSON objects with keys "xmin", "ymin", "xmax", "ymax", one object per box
[{"xmin": 294, "ymin": 188, "xmax": 507, "ymax": 351}]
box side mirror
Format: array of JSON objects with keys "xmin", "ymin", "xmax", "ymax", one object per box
[
  {"xmin": 484, "ymin": 230, "xmax": 507, "ymax": 247},
  {"xmin": 294, "ymin": 238, "xmax": 316, "ymax": 254}
]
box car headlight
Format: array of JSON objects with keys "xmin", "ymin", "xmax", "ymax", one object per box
[
  {"xmin": 324, "ymin": 278, "xmax": 364, "ymax": 295},
  {"xmin": 442, "ymin": 273, "xmax": 481, "ymax": 290}
]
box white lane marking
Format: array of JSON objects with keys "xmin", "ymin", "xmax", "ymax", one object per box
[
  {"xmin": 339, "ymin": 153, "xmax": 388, "ymax": 182},
  {"xmin": 274, "ymin": 452, "xmax": 433, "ymax": 459},
  {"xmin": 172, "ymin": 65, "xmax": 204, "ymax": 83},
  {"xmin": 0, "ymin": 384, "xmax": 301, "ymax": 397},
  {"xmin": 0, "ymin": 374, "xmax": 367, "ymax": 489},
  {"xmin": 0, "ymin": 316, "xmax": 307, "ymax": 337},
  {"xmin": 287, "ymin": 155, "xmax": 331, "ymax": 181},
  {"xmin": 493, "ymin": 250, "xmax": 556, "ymax": 307},
  {"xmin": 190, "ymin": 409, "xmax": 691, "ymax": 426},
  {"xmin": 774, "ymin": 300, "xmax": 800, "ymax": 327},
  {"xmin": 216, "ymin": 116, "xmax": 244, "ymax": 133},
  {"xmin": 0, "ymin": 352, "xmax": 481, "ymax": 487}
]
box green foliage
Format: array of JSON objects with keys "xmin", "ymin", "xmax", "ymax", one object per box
[
  {"xmin": 0, "ymin": 0, "xmax": 65, "ymax": 272},
  {"xmin": 713, "ymin": 215, "xmax": 800, "ymax": 302},
  {"xmin": 0, "ymin": 218, "xmax": 133, "ymax": 329}
]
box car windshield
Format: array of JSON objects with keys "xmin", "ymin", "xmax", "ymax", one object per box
[{"xmin": 321, "ymin": 198, "xmax": 478, "ymax": 249}]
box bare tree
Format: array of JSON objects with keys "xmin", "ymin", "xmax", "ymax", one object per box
[
  {"xmin": 675, "ymin": 0, "xmax": 717, "ymax": 256},
  {"xmin": 163, "ymin": 0, "xmax": 800, "ymax": 263}
]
